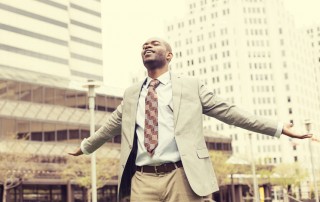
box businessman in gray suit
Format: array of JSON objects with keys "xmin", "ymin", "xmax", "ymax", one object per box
[{"xmin": 69, "ymin": 37, "xmax": 312, "ymax": 202}]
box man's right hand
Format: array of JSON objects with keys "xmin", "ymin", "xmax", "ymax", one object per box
[{"xmin": 68, "ymin": 147, "xmax": 83, "ymax": 156}]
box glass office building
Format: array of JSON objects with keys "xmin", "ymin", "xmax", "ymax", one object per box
[
  {"xmin": 0, "ymin": 0, "xmax": 122, "ymax": 201},
  {"xmin": 0, "ymin": 66, "xmax": 122, "ymax": 202}
]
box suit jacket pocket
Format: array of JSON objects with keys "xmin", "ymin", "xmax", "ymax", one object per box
[{"xmin": 196, "ymin": 148, "xmax": 210, "ymax": 159}]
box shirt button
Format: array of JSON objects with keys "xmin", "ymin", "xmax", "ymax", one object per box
[{"xmin": 129, "ymin": 145, "xmax": 132, "ymax": 149}]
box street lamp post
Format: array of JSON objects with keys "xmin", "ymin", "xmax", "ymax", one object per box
[
  {"xmin": 83, "ymin": 80, "xmax": 100, "ymax": 202},
  {"xmin": 305, "ymin": 119, "xmax": 319, "ymax": 202},
  {"xmin": 249, "ymin": 133, "xmax": 259, "ymax": 202}
]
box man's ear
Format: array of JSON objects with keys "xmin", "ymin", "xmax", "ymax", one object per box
[{"xmin": 166, "ymin": 52, "xmax": 173, "ymax": 62}]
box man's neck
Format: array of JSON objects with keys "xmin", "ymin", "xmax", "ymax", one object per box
[{"xmin": 147, "ymin": 67, "xmax": 168, "ymax": 79}]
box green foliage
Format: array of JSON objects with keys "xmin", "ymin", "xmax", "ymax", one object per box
[
  {"xmin": 0, "ymin": 152, "xmax": 35, "ymax": 184},
  {"xmin": 209, "ymin": 151, "xmax": 249, "ymax": 185},
  {"xmin": 62, "ymin": 155, "xmax": 118, "ymax": 189},
  {"xmin": 270, "ymin": 163, "xmax": 307, "ymax": 189},
  {"xmin": 209, "ymin": 151, "xmax": 307, "ymax": 192},
  {"xmin": 0, "ymin": 152, "xmax": 37, "ymax": 202},
  {"xmin": 256, "ymin": 165, "xmax": 274, "ymax": 184}
]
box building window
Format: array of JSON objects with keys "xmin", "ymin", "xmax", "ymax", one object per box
[
  {"xmin": 31, "ymin": 132, "xmax": 43, "ymax": 141},
  {"xmin": 287, "ymin": 96, "xmax": 291, "ymax": 102},
  {"xmin": 293, "ymin": 145, "xmax": 297, "ymax": 150}
]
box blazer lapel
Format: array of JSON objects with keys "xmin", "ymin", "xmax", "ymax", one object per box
[
  {"xmin": 171, "ymin": 74, "xmax": 182, "ymax": 127},
  {"xmin": 128, "ymin": 79, "xmax": 145, "ymax": 142}
]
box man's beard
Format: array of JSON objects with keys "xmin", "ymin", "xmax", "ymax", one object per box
[{"xmin": 143, "ymin": 58, "xmax": 166, "ymax": 70}]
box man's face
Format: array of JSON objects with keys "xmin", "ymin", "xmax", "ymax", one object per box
[{"xmin": 141, "ymin": 38, "xmax": 171, "ymax": 69}]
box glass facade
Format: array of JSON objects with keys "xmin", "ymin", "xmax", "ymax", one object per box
[
  {"xmin": 97, "ymin": 185, "xmax": 118, "ymax": 202},
  {"xmin": 204, "ymin": 135, "xmax": 232, "ymax": 154},
  {"xmin": 206, "ymin": 141, "xmax": 232, "ymax": 152},
  {"xmin": 0, "ymin": 80, "xmax": 121, "ymax": 112},
  {"xmin": 16, "ymin": 185, "xmax": 66, "ymax": 202},
  {"xmin": 0, "ymin": 118, "xmax": 122, "ymax": 144},
  {"xmin": 4, "ymin": 184, "xmax": 118, "ymax": 202},
  {"xmin": 0, "ymin": 78, "xmax": 122, "ymax": 201},
  {"xmin": 0, "ymin": 78, "xmax": 122, "ymax": 144}
]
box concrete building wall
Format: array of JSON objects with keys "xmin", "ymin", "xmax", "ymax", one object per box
[
  {"xmin": 165, "ymin": 0, "xmax": 320, "ymax": 196},
  {"xmin": 0, "ymin": 0, "xmax": 103, "ymax": 82}
]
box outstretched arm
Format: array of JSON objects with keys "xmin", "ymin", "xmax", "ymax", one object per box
[
  {"xmin": 68, "ymin": 101, "xmax": 123, "ymax": 156},
  {"xmin": 199, "ymin": 81, "xmax": 312, "ymax": 139}
]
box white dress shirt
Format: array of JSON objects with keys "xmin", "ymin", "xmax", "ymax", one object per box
[{"xmin": 135, "ymin": 71, "xmax": 180, "ymax": 166}]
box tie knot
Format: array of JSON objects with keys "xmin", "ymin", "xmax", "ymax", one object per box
[{"xmin": 149, "ymin": 79, "xmax": 160, "ymax": 89}]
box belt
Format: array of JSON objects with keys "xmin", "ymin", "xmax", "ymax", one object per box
[{"xmin": 136, "ymin": 161, "xmax": 183, "ymax": 174}]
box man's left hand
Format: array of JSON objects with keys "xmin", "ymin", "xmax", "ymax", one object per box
[{"xmin": 282, "ymin": 123, "xmax": 313, "ymax": 139}]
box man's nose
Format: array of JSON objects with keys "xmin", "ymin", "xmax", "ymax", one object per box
[{"xmin": 144, "ymin": 43, "xmax": 152, "ymax": 49}]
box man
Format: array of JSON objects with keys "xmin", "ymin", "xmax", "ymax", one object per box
[{"xmin": 69, "ymin": 37, "xmax": 312, "ymax": 202}]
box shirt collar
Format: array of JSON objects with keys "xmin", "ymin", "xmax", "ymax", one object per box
[{"xmin": 145, "ymin": 71, "xmax": 171, "ymax": 87}]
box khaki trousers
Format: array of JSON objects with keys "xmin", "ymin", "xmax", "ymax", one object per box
[{"xmin": 130, "ymin": 167, "xmax": 202, "ymax": 202}]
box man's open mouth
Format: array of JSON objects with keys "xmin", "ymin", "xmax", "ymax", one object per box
[{"xmin": 144, "ymin": 50, "xmax": 155, "ymax": 55}]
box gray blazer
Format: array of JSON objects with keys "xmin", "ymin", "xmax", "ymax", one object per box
[{"xmin": 82, "ymin": 74, "xmax": 279, "ymax": 200}]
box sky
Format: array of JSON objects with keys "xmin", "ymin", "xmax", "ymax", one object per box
[
  {"xmin": 101, "ymin": 0, "xmax": 320, "ymax": 92},
  {"xmin": 101, "ymin": 0, "xmax": 186, "ymax": 91}
]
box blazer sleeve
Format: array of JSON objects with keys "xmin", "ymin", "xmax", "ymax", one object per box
[
  {"xmin": 198, "ymin": 81, "xmax": 282, "ymax": 137},
  {"xmin": 81, "ymin": 100, "xmax": 123, "ymax": 154}
]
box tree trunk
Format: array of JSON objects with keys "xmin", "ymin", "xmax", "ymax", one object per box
[
  {"xmin": 219, "ymin": 188, "xmax": 224, "ymax": 202},
  {"xmin": 87, "ymin": 188, "xmax": 91, "ymax": 202},
  {"xmin": 283, "ymin": 188, "xmax": 289, "ymax": 202},
  {"xmin": 3, "ymin": 191, "xmax": 6, "ymax": 202},
  {"xmin": 3, "ymin": 180, "xmax": 7, "ymax": 202}
]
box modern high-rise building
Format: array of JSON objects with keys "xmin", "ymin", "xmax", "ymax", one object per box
[
  {"xmin": 0, "ymin": 0, "xmax": 103, "ymax": 82},
  {"xmin": 307, "ymin": 25, "xmax": 320, "ymax": 64},
  {"xmin": 307, "ymin": 25, "xmax": 320, "ymax": 110},
  {"xmin": 0, "ymin": 1, "xmax": 120, "ymax": 201},
  {"xmin": 165, "ymin": 0, "xmax": 320, "ymax": 198}
]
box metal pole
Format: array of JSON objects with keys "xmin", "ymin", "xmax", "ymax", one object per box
[
  {"xmin": 309, "ymin": 139, "xmax": 319, "ymax": 202},
  {"xmin": 249, "ymin": 133, "xmax": 259, "ymax": 202},
  {"xmin": 305, "ymin": 119, "xmax": 319, "ymax": 202},
  {"xmin": 274, "ymin": 187, "xmax": 278, "ymax": 202},
  {"xmin": 231, "ymin": 173, "xmax": 236, "ymax": 202},
  {"xmin": 84, "ymin": 80, "xmax": 100, "ymax": 202}
]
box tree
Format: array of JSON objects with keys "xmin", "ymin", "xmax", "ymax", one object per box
[
  {"xmin": 62, "ymin": 155, "xmax": 118, "ymax": 202},
  {"xmin": 0, "ymin": 152, "xmax": 35, "ymax": 202},
  {"xmin": 0, "ymin": 135, "xmax": 40, "ymax": 202},
  {"xmin": 210, "ymin": 151, "xmax": 230, "ymax": 186},
  {"xmin": 210, "ymin": 151, "xmax": 251, "ymax": 184},
  {"xmin": 210, "ymin": 151, "xmax": 251, "ymax": 201},
  {"xmin": 270, "ymin": 163, "xmax": 307, "ymax": 201}
]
